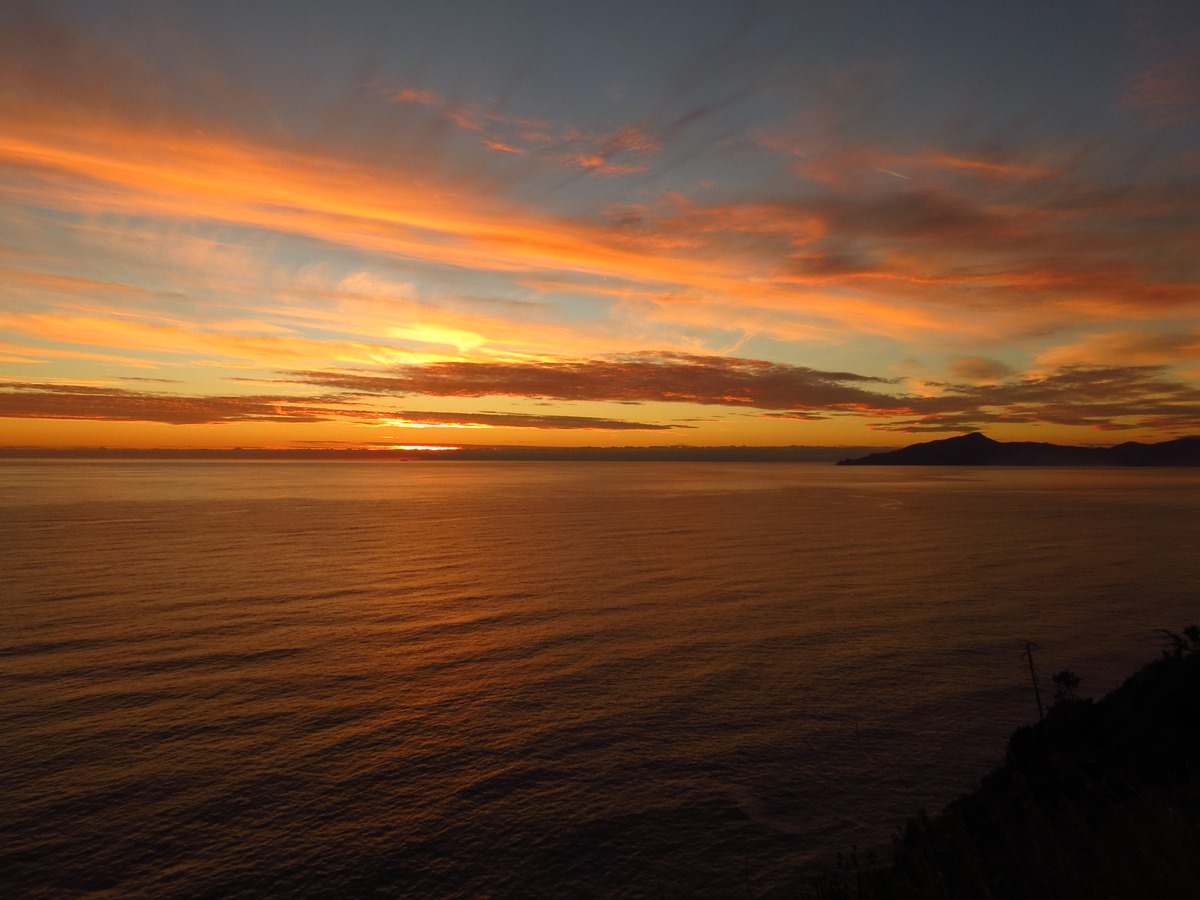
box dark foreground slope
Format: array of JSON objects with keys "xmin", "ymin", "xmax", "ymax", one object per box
[
  {"xmin": 837, "ymin": 432, "xmax": 1200, "ymax": 466},
  {"xmin": 802, "ymin": 629, "xmax": 1200, "ymax": 899}
]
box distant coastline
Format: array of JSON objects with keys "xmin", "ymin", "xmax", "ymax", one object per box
[
  {"xmin": 5, "ymin": 433, "xmax": 1200, "ymax": 464},
  {"xmin": 0, "ymin": 444, "xmax": 890, "ymax": 463},
  {"xmin": 837, "ymin": 432, "xmax": 1200, "ymax": 467}
]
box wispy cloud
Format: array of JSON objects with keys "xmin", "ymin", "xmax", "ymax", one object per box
[
  {"xmin": 0, "ymin": 309, "xmax": 421, "ymax": 369},
  {"xmin": 759, "ymin": 135, "xmax": 1061, "ymax": 188},
  {"xmin": 389, "ymin": 84, "xmax": 659, "ymax": 175},
  {"xmin": 1120, "ymin": 0, "xmax": 1200, "ymax": 128},
  {"xmin": 1124, "ymin": 58, "xmax": 1200, "ymax": 125}
]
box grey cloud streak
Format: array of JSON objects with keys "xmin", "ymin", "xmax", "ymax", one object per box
[
  {"xmin": 286, "ymin": 353, "xmax": 1200, "ymax": 434},
  {"xmin": 878, "ymin": 365, "xmax": 1200, "ymax": 433},
  {"xmin": 0, "ymin": 382, "xmax": 678, "ymax": 430},
  {"xmin": 4, "ymin": 358, "xmax": 1199, "ymax": 436},
  {"xmin": 0, "ymin": 382, "xmax": 350, "ymax": 425},
  {"xmin": 287, "ymin": 352, "xmax": 899, "ymax": 411}
]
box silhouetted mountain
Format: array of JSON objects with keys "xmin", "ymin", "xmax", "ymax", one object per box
[{"xmin": 837, "ymin": 432, "xmax": 1200, "ymax": 466}]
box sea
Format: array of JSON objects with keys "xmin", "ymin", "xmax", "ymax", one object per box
[{"xmin": 2, "ymin": 460, "xmax": 1198, "ymax": 898}]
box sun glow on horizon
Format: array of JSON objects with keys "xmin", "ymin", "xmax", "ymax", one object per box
[{"xmin": 382, "ymin": 419, "xmax": 497, "ymax": 430}]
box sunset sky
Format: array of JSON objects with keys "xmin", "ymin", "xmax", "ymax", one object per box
[{"xmin": 2, "ymin": 0, "xmax": 1198, "ymax": 450}]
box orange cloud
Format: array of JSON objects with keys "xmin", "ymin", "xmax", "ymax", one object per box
[
  {"xmin": 389, "ymin": 85, "xmax": 547, "ymax": 133},
  {"xmin": 7, "ymin": 88, "xmax": 1197, "ymax": 360},
  {"xmin": 0, "ymin": 106, "xmax": 720, "ymax": 292},
  {"xmin": 382, "ymin": 409, "xmax": 677, "ymax": 431},
  {"xmin": 0, "ymin": 264, "xmax": 160, "ymax": 300},
  {"xmin": 926, "ymin": 153, "xmax": 1056, "ymax": 180},
  {"xmin": 1035, "ymin": 329, "xmax": 1200, "ymax": 371},
  {"xmin": 0, "ymin": 309, "xmax": 423, "ymax": 368},
  {"xmin": 483, "ymin": 139, "xmax": 525, "ymax": 155}
]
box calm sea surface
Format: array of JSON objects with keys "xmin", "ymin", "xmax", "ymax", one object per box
[{"xmin": 2, "ymin": 460, "xmax": 1199, "ymax": 897}]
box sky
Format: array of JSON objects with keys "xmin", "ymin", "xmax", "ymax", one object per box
[{"xmin": 1, "ymin": 0, "xmax": 1198, "ymax": 450}]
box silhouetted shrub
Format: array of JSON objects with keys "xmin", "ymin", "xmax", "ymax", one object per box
[
  {"xmin": 1051, "ymin": 669, "xmax": 1080, "ymax": 702},
  {"xmin": 797, "ymin": 625, "xmax": 1200, "ymax": 900}
]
